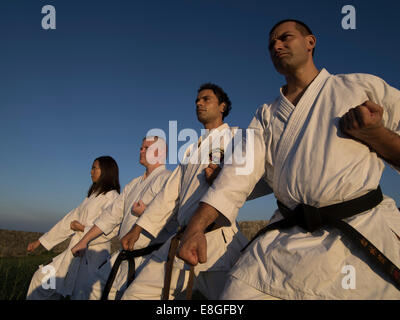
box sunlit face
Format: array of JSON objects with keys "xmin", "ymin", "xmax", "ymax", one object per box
[
  {"xmin": 139, "ymin": 139, "xmax": 158, "ymax": 166},
  {"xmin": 195, "ymin": 89, "xmax": 225, "ymax": 125},
  {"xmin": 91, "ymin": 160, "xmax": 102, "ymax": 183},
  {"xmin": 268, "ymin": 21, "xmax": 315, "ymax": 74}
]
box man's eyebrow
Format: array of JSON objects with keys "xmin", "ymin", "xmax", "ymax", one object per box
[
  {"xmin": 196, "ymin": 95, "xmax": 210, "ymax": 102},
  {"xmin": 269, "ymin": 31, "xmax": 292, "ymax": 41}
]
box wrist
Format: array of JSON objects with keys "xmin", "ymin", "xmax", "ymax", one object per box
[{"xmin": 357, "ymin": 125, "xmax": 386, "ymax": 143}]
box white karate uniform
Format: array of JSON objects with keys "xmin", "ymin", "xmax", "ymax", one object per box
[
  {"xmin": 26, "ymin": 190, "xmax": 119, "ymax": 300},
  {"xmin": 202, "ymin": 69, "xmax": 400, "ymax": 300},
  {"xmin": 88, "ymin": 165, "xmax": 178, "ymax": 300},
  {"xmin": 121, "ymin": 123, "xmax": 249, "ymax": 300}
]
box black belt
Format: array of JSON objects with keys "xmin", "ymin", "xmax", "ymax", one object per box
[
  {"xmin": 162, "ymin": 222, "xmax": 221, "ymax": 300},
  {"xmin": 101, "ymin": 243, "xmax": 163, "ymax": 300},
  {"xmin": 242, "ymin": 186, "xmax": 400, "ymax": 291}
]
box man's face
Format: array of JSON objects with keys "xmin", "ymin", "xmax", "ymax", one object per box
[
  {"xmin": 268, "ymin": 21, "xmax": 314, "ymax": 74},
  {"xmin": 139, "ymin": 139, "xmax": 158, "ymax": 166},
  {"xmin": 195, "ymin": 89, "xmax": 225, "ymax": 125}
]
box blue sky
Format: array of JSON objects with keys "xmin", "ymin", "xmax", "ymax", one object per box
[{"xmin": 1, "ymin": 0, "xmax": 399, "ymax": 232}]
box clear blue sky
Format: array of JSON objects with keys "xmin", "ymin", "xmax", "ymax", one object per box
[{"xmin": 1, "ymin": 0, "xmax": 399, "ymax": 232}]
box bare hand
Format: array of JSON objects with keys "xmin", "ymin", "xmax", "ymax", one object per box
[
  {"xmin": 27, "ymin": 240, "xmax": 41, "ymax": 253},
  {"xmin": 340, "ymin": 100, "xmax": 384, "ymax": 142},
  {"xmin": 120, "ymin": 226, "xmax": 141, "ymax": 251},
  {"xmin": 71, "ymin": 241, "xmax": 87, "ymax": 257},
  {"xmin": 131, "ymin": 200, "xmax": 147, "ymax": 217},
  {"xmin": 177, "ymin": 229, "xmax": 207, "ymax": 266},
  {"xmin": 70, "ymin": 220, "xmax": 85, "ymax": 232},
  {"xmin": 204, "ymin": 163, "xmax": 221, "ymax": 186}
]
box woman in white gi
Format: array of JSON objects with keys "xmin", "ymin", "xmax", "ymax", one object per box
[{"xmin": 26, "ymin": 156, "xmax": 120, "ymax": 300}]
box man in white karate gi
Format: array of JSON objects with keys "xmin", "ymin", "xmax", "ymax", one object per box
[
  {"xmin": 119, "ymin": 83, "xmax": 248, "ymax": 300},
  {"xmin": 178, "ymin": 20, "xmax": 400, "ymax": 299},
  {"xmin": 71, "ymin": 136, "xmax": 178, "ymax": 300}
]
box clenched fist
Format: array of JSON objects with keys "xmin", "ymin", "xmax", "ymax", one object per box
[
  {"xmin": 70, "ymin": 220, "xmax": 85, "ymax": 232},
  {"xmin": 27, "ymin": 240, "xmax": 41, "ymax": 253},
  {"xmin": 204, "ymin": 163, "xmax": 221, "ymax": 186},
  {"xmin": 131, "ymin": 200, "xmax": 147, "ymax": 217},
  {"xmin": 120, "ymin": 225, "xmax": 142, "ymax": 251},
  {"xmin": 339, "ymin": 100, "xmax": 384, "ymax": 142}
]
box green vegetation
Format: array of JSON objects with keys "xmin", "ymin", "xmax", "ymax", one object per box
[
  {"xmin": 0, "ymin": 252, "xmax": 58, "ymax": 300},
  {"xmin": 0, "ymin": 221, "xmax": 268, "ymax": 300}
]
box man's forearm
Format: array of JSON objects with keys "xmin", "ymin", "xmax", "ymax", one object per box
[
  {"xmin": 360, "ymin": 126, "xmax": 400, "ymax": 167},
  {"xmin": 185, "ymin": 202, "xmax": 219, "ymax": 233}
]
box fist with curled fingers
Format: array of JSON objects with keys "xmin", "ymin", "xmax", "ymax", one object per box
[
  {"xmin": 70, "ymin": 220, "xmax": 85, "ymax": 232},
  {"xmin": 27, "ymin": 240, "xmax": 41, "ymax": 253},
  {"xmin": 204, "ymin": 163, "xmax": 221, "ymax": 186},
  {"xmin": 131, "ymin": 200, "xmax": 147, "ymax": 217},
  {"xmin": 71, "ymin": 241, "xmax": 87, "ymax": 257},
  {"xmin": 339, "ymin": 100, "xmax": 384, "ymax": 142},
  {"xmin": 120, "ymin": 228, "xmax": 140, "ymax": 251},
  {"xmin": 177, "ymin": 229, "xmax": 208, "ymax": 266}
]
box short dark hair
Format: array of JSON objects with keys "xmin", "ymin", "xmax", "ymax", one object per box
[
  {"xmin": 88, "ymin": 156, "xmax": 120, "ymax": 197},
  {"xmin": 198, "ymin": 83, "xmax": 232, "ymax": 119},
  {"xmin": 269, "ymin": 19, "xmax": 315, "ymax": 56}
]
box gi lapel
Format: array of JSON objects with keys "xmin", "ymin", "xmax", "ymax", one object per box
[{"xmin": 272, "ymin": 69, "xmax": 331, "ymax": 203}]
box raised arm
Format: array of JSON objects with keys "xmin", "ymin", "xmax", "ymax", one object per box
[{"xmin": 340, "ymin": 100, "xmax": 400, "ymax": 167}]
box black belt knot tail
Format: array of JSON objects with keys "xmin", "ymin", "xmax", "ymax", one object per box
[
  {"xmin": 101, "ymin": 243, "xmax": 163, "ymax": 300},
  {"xmin": 242, "ymin": 186, "xmax": 400, "ymax": 291}
]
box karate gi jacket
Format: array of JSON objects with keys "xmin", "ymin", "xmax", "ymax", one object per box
[
  {"xmin": 202, "ymin": 69, "xmax": 400, "ymax": 299},
  {"xmin": 90, "ymin": 165, "xmax": 178, "ymax": 296},
  {"xmin": 38, "ymin": 190, "xmax": 119, "ymax": 297},
  {"xmin": 136, "ymin": 123, "xmax": 248, "ymax": 273}
]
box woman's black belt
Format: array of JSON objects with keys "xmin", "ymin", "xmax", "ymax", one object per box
[{"xmin": 242, "ymin": 186, "xmax": 400, "ymax": 291}]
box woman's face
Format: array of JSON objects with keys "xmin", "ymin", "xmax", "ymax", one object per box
[{"xmin": 91, "ymin": 160, "xmax": 102, "ymax": 183}]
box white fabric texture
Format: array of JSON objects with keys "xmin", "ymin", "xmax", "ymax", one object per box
[
  {"xmin": 202, "ymin": 69, "xmax": 400, "ymax": 299},
  {"xmin": 89, "ymin": 165, "xmax": 178, "ymax": 298},
  {"xmin": 27, "ymin": 190, "xmax": 119, "ymax": 299},
  {"xmin": 122, "ymin": 123, "xmax": 248, "ymax": 300}
]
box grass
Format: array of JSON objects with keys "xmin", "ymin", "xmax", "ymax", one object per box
[
  {"xmin": 0, "ymin": 252, "xmax": 58, "ymax": 300},
  {"xmin": 0, "ymin": 221, "xmax": 268, "ymax": 300}
]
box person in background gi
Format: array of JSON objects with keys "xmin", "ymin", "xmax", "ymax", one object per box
[
  {"xmin": 71, "ymin": 136, "xmax": 177, "ymax": 299},
  {"xmin": 26, "ymin": 156, "xmax": 120, "ymax": 300},
  {"xmin": 178, "ymin": 19, "xmax": 400, "ymax": 299},
  {"xmin": 119, "ymin": 83, "xmax": 249, "ymax": 300}
]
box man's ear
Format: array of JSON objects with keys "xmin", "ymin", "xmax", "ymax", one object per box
[
  {"xmin": 306, "ymin": 34, "xmax": 316, "ymax": 52},
  {"xmin": 220, "ymin": 102, "xmax": 226, "ymax": 114}
]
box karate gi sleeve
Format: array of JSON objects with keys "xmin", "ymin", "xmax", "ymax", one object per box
[
  {"xmin": 366, "ymin": 75, "xmax": 400, "ymax": 172},
  {"xmin": 39, "ymin": 201, "xmax": 84, "ymax": 251},
  {"xmin": 94, "ymin": 186, "xmax": 128, "ymax": 236},
  {"xmin": 136, "ymin": 165, "xmax": 182, "ymax": 238},
  {"xmin": 87, "ymin": 191, "xmax": 120, "ymax": 245},
  {"xmin": 201, "ymin": 107, "xmax": 270, "ymax": 225}
]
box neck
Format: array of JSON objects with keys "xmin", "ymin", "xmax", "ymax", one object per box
[
  {"xmin": 283, "ymin": 62, "xmax": 319, "ymax": 94},
  {"xmin": 144, "ymin": 163, "xmax": 162, "ymax": 179},
  {"xmin": 203, "ymin": 119, "xmax": 224, "ymax": 131}
]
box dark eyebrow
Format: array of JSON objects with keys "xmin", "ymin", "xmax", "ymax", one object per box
[
  {"xmin": 195, "ymin": 95, "xmax": 211, "ymax": 103},
  {"xmin": 268, "ymin": 32, "xmax": 293, "ymax": 50}
]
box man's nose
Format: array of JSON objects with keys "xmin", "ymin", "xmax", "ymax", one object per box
[{"xmin": 271, "ymin": 40, "xmax": 283, "ymax": 54}]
